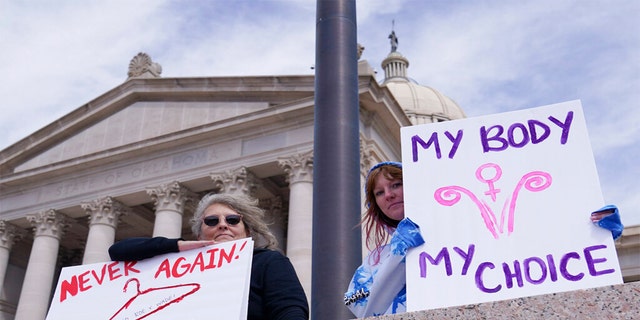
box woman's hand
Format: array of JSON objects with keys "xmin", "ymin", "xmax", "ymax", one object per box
[
  {"xmin": 590, "ymin": 205, "xmax": 623, "ymax": 240},
  {"xmin": 590, "ymin": 209, "xmax": 615, "ymax": 222},
  {"xmin": 177, "ymin": 240, "xmax": 217, "ymax": 252}
]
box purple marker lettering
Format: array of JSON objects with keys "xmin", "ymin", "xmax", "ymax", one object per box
[
  {"xmin": 480, "ymin": 125, "xmax": 507, "ymax": 153},
  {"xmin": 559, "ymin": 251, "xmax": 584, "ymax": 281},
  {"xmin": 527, "ymin": 119, "xmax": 551, "ymax": 144},
  {"xmin": 502, "ymin": 260, "xmax": 524, "ymax": 288},
  {"xmin": 444, "ymin": 130, "xmax": 463, "ymax": 159},
  {"xmin": 546, "ymin": 254, "xmax": 558, "ymax": 282},
  {"xmin": 548, "ymin": 111, "xmax": 574, "ymax": 144},
  {"xmin": 419, "ymin": 248, "xmax": 453, "ymax": 278},
  {"xmin": 453, "ymin": 244, "xmax": 475, "ymax": 276},
  {"xmin": 412, "ymin": 132, "xmax": 441, "ymax": 162},
  {"xmin": 476, "ymin": 262, "xmax": 500, "ymax": 293},
  {"xmin": 584, "ymin": 245, "xmax": 615, "ymax": 276},
  {"xmin": 523, "ymin": 257, "xmax": 547, "ymax": 284},
  {"xmin": 507, "ymin": 123, "xmax": 530, "ymax": 148}
]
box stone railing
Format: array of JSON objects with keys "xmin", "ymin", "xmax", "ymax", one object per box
[{"xmin": 362, "ymin": 281, "xmax": 639, "ymax": 319}]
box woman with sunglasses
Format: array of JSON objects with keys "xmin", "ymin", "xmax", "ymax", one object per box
[
  {"xmin": 109, "ymin": 193, "xmax": 309, "ymax": 320},
  {"xmin": 344, "ymin": 161, "xmax": 624, "ymax": 318}
]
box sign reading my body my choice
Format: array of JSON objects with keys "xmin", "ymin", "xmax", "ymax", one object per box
[
  {"xmin": 401, "ymin": 100, "xmax": 622, "ymax": 311},
  {"xmin": 46, "ymin": 238, "xmax": 254, "ymax": 320}
]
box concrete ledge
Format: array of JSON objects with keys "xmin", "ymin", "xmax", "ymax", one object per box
[{"xmin": 363, "ymin": 281, "xmax": 639, "ymax": 319}]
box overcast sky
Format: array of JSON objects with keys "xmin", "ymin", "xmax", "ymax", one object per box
[{"xmin": 1, "ymin": 0, "xmax": 638, "ymax": 225}]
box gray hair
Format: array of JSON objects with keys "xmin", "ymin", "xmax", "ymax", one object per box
[{"xmin": 190, "ymin": 193, "xmax": 278, "ymax": 250}]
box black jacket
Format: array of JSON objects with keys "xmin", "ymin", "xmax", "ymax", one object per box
[{"xmin": 109, "ymin": 237, "xmax": 309, "ymax": 319}]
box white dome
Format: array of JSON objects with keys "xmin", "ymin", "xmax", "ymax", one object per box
[
  {"xmin": 385, "ymin": 80, "xmax": 466, "ymax": 124},
  {"xmin": 380, "ymin": 46, "xmax": 466, "ymax": 124}
]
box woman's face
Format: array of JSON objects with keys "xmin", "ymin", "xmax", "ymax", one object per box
[
  {"xmin": 200, "ymin": 203, "xmax": 249, "ymax": 242},
  {"xmin": 373, "ymin": 173, "xmax": 404, "ymax": 221}
]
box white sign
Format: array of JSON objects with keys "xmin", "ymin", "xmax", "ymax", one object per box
[
  {"xmin": 46, "ymin": 238, "xmax": 254, "ymax": 320},
  {"xmin": 401, "ymin": 100, "xmax": 622, "ymax": 311}
]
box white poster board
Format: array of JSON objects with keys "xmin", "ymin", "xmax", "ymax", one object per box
[
  {"xmin": 46, "ymin": 238, "xmax": 254, "ymax": 320},
  {"xmin": 401, "ymin": 100, "xmax": 622, "ymax": 311}
]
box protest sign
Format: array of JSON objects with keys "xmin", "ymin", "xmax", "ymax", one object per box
[
  {"xmin": 46, "ymin": 238, "xmax": 253, "ymax": 319},
  {"xmin": 401, "ymin": 100, "xmax": 622, "ymax": 311}
]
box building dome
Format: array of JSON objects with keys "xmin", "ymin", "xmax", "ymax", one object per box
[
  {"xmin": 381, "ymin": 32, "xmax": 466, "ymax": 124},
  {"xmin": 385, "ymin": 79, "xmax": 466, "ymax": 124}
]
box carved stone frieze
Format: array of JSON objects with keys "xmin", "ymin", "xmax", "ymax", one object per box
[
  {"xmin": 0, "ymin": 220, "xmax": 28, "ymax": 250},
  {"xmin": 210, "ymin": 166, "xmax": 261, "ymax": 196},
  {"xmin": 360, "ymin": 138, "xmax": 379, "ymax": 177},
  {"xmin": 262, "ymin": 196, "xmax": 287, "ymax": 225},
  {"xmin": 278, "ymin": 150, "xmax": 313, "ymax": 184},
  {"xmin": 127, "ymin": 52, "xmax": 162, "ymax": 79},
  {"xmin": 81, "ymin": 196, "xmax": 130, "ymax": 228},
  {"xmin": 146, "ymin": 181, "xmax": 196, "ymax": 215},
  {"xmin": 26, "ymin": 209, "xmax": 70, "ymax": 240}
]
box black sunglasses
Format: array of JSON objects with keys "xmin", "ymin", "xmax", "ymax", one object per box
[{"xmin": 203, "ymin": 214, "xmax": 243, "ymax": 227}]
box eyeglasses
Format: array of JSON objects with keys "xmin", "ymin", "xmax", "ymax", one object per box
[{"xmin": 203, "ymin": 214, "xmax": 243, "ymax": 227}]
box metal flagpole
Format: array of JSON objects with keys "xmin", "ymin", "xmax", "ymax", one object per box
[{"xmin": 312, "ymin": 0, "xmax": 361, "ymax": 319}]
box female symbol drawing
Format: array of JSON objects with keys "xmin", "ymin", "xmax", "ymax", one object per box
[{"xmin": 434, "ymin": 163, "xmax": 552, "ymax": 238}]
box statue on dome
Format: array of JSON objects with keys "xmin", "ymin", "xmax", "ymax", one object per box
[
  {"xmin": 389, "ymin": 20, "xmax": 398, "ymax": 52},
  {"xmin": 389, "ymin": 30, "xmax": 398, "ymax": 52}
]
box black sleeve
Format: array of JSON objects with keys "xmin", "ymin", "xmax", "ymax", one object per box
[
  {"xmin": 260, "ymin": 251, "xmax": 309, "ymax": 319},
  {"xmin": 108, "ymin": 237, "xmax": 181, "ymax": 261}
]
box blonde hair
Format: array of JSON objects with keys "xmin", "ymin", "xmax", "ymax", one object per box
[{"xmin": 191, "ymin": 193, "xmax": 278, "ymax": 250}]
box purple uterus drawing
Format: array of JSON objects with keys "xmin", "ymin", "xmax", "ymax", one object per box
[{"xmin": 434, "ymin": 163, "xmax": 552, "ymax": 239}]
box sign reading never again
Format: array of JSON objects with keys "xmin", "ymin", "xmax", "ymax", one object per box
[{"xmin": 46, "ymin": 238, "xmax": 254, "ymax": 320}]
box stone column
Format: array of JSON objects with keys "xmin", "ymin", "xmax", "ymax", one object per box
[
  {"xmin": 278, "ymin": 150, "xmax": 313, "ymax": 300},
  {"xmin": 0, "ymin": 220, "xmax": 27, "ymax": 291},
  {"xmin": 210, "ymin": 166, "xmax": 261, "ymax": 196},
  {"xmin": 81, "ymin": 196, "xmax": 129, "ymax": 264},
  {"xmin": 262, "ymin": 197, "xmax": 287, "ymax": 250},
  {"xmin": 146, "ymin": 182, "xmax": 196, "ymax": 238},
  {"xmin": 15, "ymin": 210, "xmax": 69, "ymax": 320},
  {"xmin": 360, "ymin": 137, "xmax": 378, "ymax": 179}
]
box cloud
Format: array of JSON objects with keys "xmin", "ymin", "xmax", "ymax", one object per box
[
  {"xmin": 0, "ymin": 0, "xmax": 171, "ymax": 147},
  {"xmin": 1, "ymin": 0, "xmax": 637, "ymax": 225}
]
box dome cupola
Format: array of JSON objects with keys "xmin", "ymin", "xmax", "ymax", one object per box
[{"xmin": 381, "ymin": 29, "xmax": 466, "ymax": 124}]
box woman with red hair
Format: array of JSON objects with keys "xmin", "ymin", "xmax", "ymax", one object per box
[{"xmin": 344, "ymin": 161, "xmax": 623, "ymax": 318}]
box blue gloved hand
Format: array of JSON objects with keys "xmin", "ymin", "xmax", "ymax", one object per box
[
  {"xmin": 592, "ymin": 204, "xmax": 623, "ymax": 240},
  {"xmin": 390, "ymin": 218, "xmax": 425, "ymax": 255}
]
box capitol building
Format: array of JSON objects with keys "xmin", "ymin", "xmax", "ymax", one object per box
[{"xmin": 0, "ymin": 37, "xmax": 637, "ymax": 320}]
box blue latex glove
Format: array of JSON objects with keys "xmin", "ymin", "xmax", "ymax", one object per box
[
  {"xmin": 592, "ymin": 205, "xmax": 623, "ymax": 240},
  {"xmin": 390, "ymin": 218, "xmax": 425, "ymax": 255}
]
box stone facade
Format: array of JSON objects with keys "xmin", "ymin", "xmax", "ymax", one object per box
[
  {"xmin": 0, "ymin": 56, "xmax": 411, "ymax": 319},
  {"xmin": 0, "ymin": 51, "xmax": 637, "ymax": 320}
]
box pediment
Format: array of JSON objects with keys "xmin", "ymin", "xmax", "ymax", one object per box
[
  {"xmin": 15, "ymin": 101, "xmax": 271, "ymax": 172},
  {"xmin": 0, "ymin": 76, "xmax": 315, "ymax": 176}
]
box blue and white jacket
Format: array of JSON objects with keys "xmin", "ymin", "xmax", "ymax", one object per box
[
  {"xmin": 343, "ymin": 205, "xmax": 623, "ymax": 317},
  {"xmin": 344, "ymin": 218, "xmax": 424, "ymax": 318}
]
